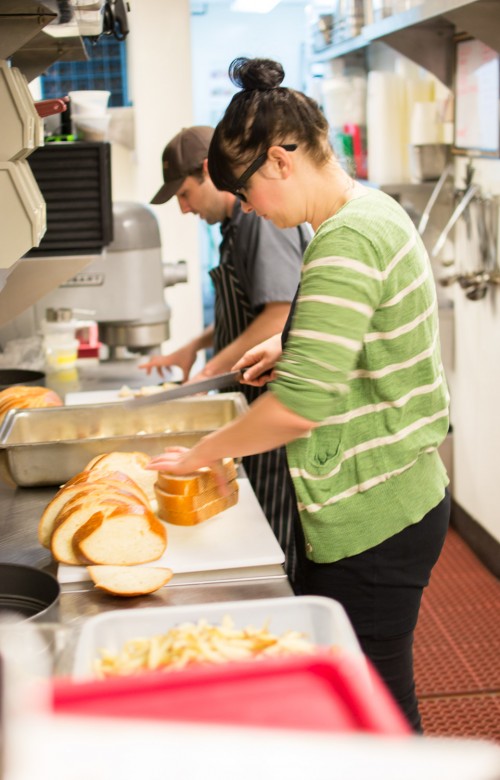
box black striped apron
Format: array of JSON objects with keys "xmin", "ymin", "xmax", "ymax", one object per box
[{"xmin": 209, "ymin": 226, "xmax": 297, "ymax": 582}]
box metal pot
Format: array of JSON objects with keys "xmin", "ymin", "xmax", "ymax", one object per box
[
  {"xmin": 0, "ymin": 369, "xmax": 46, "ymax": 390},
  {"xmin": 0, "ymin": 563, "xmax": 60, "ymax": 622}
]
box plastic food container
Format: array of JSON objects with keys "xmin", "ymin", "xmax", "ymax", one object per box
[
  {"xmin": 54, "ymin": 596, "xmax": 413, "ymax": 736},
  {"xmin": 70, "ymin": 596, "xmax": 365, "ymax": 679},
  {"xmin": 73, "ymin": 114, "xmax": 111, "ymax": 142},
  {"xmin": 68, "ymin": 90, "xmax": 111, "ymax": 115},
  {"xmin": 45, "ymin": 337, "xmax": 79, "ymax": 371},
  {"xmin": 52, "ymin": 652, "xmax": 411, "ymax": 736}
]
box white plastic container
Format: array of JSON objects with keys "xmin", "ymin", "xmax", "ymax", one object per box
[
  {"xmin": 44, "ymin": 338, "xmax": 79, "ymax": 371},
  {"xmin": 71, "ymin": 595, "xmax": 365, "ymax": 679},
  {"xmin": 41, "ymin": 310, "xmax": 80, "ymax": 370},
  {"xmin": 73, "ymin": 114, "xmax": 111, "ymax": 142},
  {"xmin": 68, "ymin": 90, "xmax": 110, "ymax": 116}
]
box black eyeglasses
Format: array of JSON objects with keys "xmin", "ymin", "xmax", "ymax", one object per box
[{"xmin": 233, "ymin": 144, "xmax": 297, "ymax": 203}]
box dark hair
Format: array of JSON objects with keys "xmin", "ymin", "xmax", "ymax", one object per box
[{"xmin": 208, "ymin": 57, "xmax": 331, "ymax": 193}]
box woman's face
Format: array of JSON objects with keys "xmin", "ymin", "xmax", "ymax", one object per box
[{"xmin": 236, "ymin": 147, "xmax": 298, "ymax": 229}]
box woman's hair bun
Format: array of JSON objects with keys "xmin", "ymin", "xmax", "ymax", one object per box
[{"xmin": 229, "ymin": 57, "xmax": 285, "ymax": 91}]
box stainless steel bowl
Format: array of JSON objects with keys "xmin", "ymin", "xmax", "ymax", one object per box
[
  {"xmin": 0, "ymin": 369, "xmax": 46, "ymax": 390},
  {"xmin": 0, "ymin": 563, "xmax": 60, "ymax": 622}
]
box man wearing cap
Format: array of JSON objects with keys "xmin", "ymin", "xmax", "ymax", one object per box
[{"xmin": 141, "ymin": 126, "xmax": 309, "ymax": 583}]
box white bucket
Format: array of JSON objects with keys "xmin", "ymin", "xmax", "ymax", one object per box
[{"xmin": 68, "ymin": 90, "xmax": 111, "ymax": 116}]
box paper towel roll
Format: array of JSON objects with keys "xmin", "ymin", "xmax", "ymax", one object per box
[
  {"xmin": 410, "ymin": 101, "xmax": 440, "ymax": 145},
  {"xmin": 367, "ymin": 71, "xmax": 407, "ymax": 184}
]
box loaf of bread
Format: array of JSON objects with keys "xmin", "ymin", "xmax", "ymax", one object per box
[
  {"xmin": 0, "ymin": 385, "xmax": 63, "ymax": 426},
  {"xmin": 86, "ymin": 565, "xmax": 173, "ymax": 596},
  {"xmin": 156, "ymin": 457, "xmax": 238, "ymax": 497},
  {"xmin": 38, "ymin": 471, "xmax": 150, "ymax": 549},
  {"xmin": 84, "ymin": 451, "xmax": 157, "ymax": 503},
  {"xmin": 73, "ymin": 506, "xmax": 167, "ymax": 565}
]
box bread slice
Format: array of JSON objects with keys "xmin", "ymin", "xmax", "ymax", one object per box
[
  {"xmin": 154, "ymin": 478, "xmax": 238, "ymax": 513},
  {"xmin": 155, "ymin": 482, "xmax": 239, "ymax": 526},
  {"xmin": 86, "ymin": 565, "xmax": 173, "ymax": 596},
  {"xmin": 156, "ymin": 458, "xmax": 238, "ymax": 497},
  {"xmin": 73, "ymin": 507, "xmax": 167, "ymax": 565},
  {"xmin": 39, "ymin": 475, "xmax": 151, "ymax": 549},
  {"xmin": 50, "ymin": 497, "xmax": 138, "ymax": 565},
  {"xmin": 84, "ymin": 451, "xmax": 157, "ymax": 503}
]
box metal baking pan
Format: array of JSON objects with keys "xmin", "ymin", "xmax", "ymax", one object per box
[{"xmin": 0, "ymin": 393, "xmax": 248, "ymax": 487}]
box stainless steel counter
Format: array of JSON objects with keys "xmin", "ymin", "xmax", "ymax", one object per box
[{"xmin": 0, "ymin": 358, "xmax": 292, "ymax": 624}]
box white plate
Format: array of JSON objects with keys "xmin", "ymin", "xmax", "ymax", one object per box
[
  {"xmin": 57, "ymin": 479, "xmax": 285, "ymax": 584},
  {"xmin": 71, "ymin": 595, "xmax": 363, "ymax": 679}
]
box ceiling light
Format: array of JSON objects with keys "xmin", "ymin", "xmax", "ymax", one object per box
[{"xmin": 230, "ymin": 0, "xmax": 281, "ymax": 13}]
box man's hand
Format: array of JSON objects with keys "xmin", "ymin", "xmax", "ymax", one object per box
[
  {"xmin": 233, "ymin": 333, "xmax": 283, "ymax": 387},
  {"xmin": 139, "ymin": 343, "xmax": 198, "ymax": 380}
]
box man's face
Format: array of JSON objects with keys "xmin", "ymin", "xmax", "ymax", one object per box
[{"xmin": 176, "ymin": 170, "xmax": 227, "ymax": 225}]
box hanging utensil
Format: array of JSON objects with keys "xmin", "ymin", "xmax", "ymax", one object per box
[
  {"xmin": 418, "ymin": 163, "xmax": 453, "ymax": 237},
  {"xmin": 431, "ymin": 184, "xmax": 479, "ymax": 259}
]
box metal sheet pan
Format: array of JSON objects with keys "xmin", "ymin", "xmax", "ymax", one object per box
[{"xmin": 0, "ymin": 393, "xmax": 247, "ymax": 487}]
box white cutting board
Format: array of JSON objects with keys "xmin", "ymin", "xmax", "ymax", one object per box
[
  {"xmin": 57, "ymin": 479, "xmax": 285, "ymax": 584},
  {"xmin": 65, "ymin": 389, "xmax": 129, "ymax": 404}
]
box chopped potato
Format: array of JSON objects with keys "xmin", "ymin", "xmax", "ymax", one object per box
[{"xmin": 94, "ymin": 616, "xmax": 318, "ymax": 678}]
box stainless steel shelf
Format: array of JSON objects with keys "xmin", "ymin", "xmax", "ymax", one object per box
[
  {"xmin": 0, "ymin": 0, "xmax": 88, "ymax": 81},
  {"xmin": 0, "ymin": 1, "xmax": 57, "ymax": 60},
  {"xmin": 312, "ymin": 0, "xmax": 500, "ymax": 86}
]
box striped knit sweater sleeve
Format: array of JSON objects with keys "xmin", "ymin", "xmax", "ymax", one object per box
[{"xmin": 270, "ymin": 189, "xmax": 449, "ymax": 563}]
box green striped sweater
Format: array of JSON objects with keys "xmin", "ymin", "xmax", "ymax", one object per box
[{"xmin": 271, "ymin": 189, "xmax": 449, "ymax": 563}]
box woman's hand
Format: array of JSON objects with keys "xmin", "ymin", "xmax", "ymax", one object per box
[
  {"xmin": 139, "ymin": 343, "xmax": 198, "ymax": 380},
  {"xmin": 232, "ymin": 333, "xmax": 283, "ymax": 386},
  {"xmin": 146, "ymin": 447, "xmax": 232, "ymax": 496}
]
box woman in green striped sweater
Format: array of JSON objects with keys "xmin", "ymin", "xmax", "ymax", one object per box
[{"xmin": 147, "ymin": 57, "xmax": 450, "ymax": 731}]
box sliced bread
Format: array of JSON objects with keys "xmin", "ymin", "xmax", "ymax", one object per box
[
  {"xmin": 73, "ymin": 506, "xmax": 167, "ymax": 565},
  {"xmin": 50, "ymin": 497, "xmax": 138, "ymax": 565},
  {"xmin": 155, "ymin": 457, "xmax": 238, "ymax": 497},
  {"xmin": 86, "ymin": 565, "xmax": 173, "ymax": 596},
  {"xmin": 155, "ymin": 481, "xmax": 239, "ymax": 526}
]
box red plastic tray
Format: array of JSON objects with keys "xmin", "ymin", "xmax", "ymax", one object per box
[{"xmin": 52, "ymin": 652, "xmax": 410, "ymax": 735}]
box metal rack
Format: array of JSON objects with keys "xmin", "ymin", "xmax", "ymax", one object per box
[{"xmin": 312, "ymin": 0, "xmax": 500, "ymax": 86}]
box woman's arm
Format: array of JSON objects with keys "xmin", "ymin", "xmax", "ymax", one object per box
[{"xmin": 147, "ymin": 390, "xmax": 314, "ymax": 475}]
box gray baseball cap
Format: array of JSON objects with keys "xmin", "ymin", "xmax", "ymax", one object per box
[{"xmin": 150, "ymin": 125, "xmax": 214, "ymax": 204}]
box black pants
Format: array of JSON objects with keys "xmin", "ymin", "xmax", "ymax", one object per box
[{"xmin": 292, "ymin": 490, "xmax": 451, "ymax": 732}]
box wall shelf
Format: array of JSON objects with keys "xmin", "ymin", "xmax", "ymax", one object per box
[
  {"xmin": 0, "ymin": 0, "xmax": 57, "ymax": 60},
  {"xmin": 0, "ymin": 0, "xmax": 88, "ymax": 81},
  {"xmin": 312, "ymin": 0, "xmax": 500, "ymax": 86}
]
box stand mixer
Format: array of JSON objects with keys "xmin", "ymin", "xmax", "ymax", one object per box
[{"xmin": 33, "ymin": 201, "xmax": 188, "ymax": 359}]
